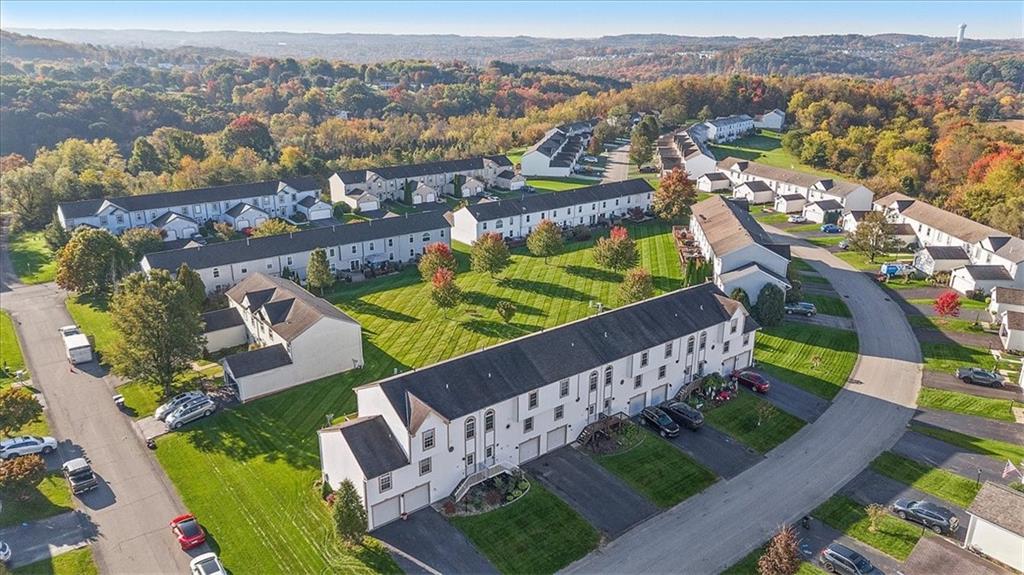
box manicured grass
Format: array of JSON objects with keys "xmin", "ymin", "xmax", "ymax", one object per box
[
  {"xmin": 799, "ymin": 273, "xmax": 830, "ymax": 285},
  {"xmin": 0, "ymin": 473, "xmax": 74, "ymax": 528},
  {"xmin": 7, "ymin": 230, "xmax": 57, "ymax": 284},
  {"xmin": 813, "ymin": 495, "xmax": 922, "ymax": 561},
  {"xmin": 723, "ymin": 547, "xmax": 827, "ymax": 575},
  {"xmin": 870, "ymin": 452, "xmax": 980, "ymax": 508},
  {"xmin": 835, "ymin": 251, "xmax": 911, "ymax": 273},
  {"xmin": 449, "ymin": 483, "xmax": 599, "ymax": 575},
  {"xmin": 526, "ymin": 177, "xmax": 596, "ymax": 192},
  {"xmin": 594, "ymin": 430, "xmax": 717, "ymax": 507},
  {"xmin": 755, "ymin": 324, "xmax": 859, "ymax": 399},
  {"xmin": 790, "ymin": 258, "xmax": 819, "ymax": 273},
  {"xmin": 116, "ymin": 367, "xmax": 214, "ymax": 419},
  {"xmin": 804, "ymin": 294, "xmax": 852, "ymax": 318},
  {"xmin": 752, "ymin": 209, "xmax": 790, "ymax": 226},
  {"xmin": 907, "ymin": 298, "xmax": 988, "ymax": 311},
  {"xmin": 805, "ymin": 235, "xmax": 845, "ymax": 248},
  {"xmin": 920, "ymin": 342, "xmax": 1000, "ymax": 374},
  {"xmin": 505, "ymin": 146, "xmax": 526, "ymax": 166},
  {"xmin": 788, "ymin": 223, "xmax": 827, "ymax": 234},
  {"xmin": 64, "ymin": 294, "xmax": 116, "ymax": 359},
  {"xmin": 708, "ymin": 131, "xmax": 842, "ymax": 180},
  {"xmin": 1, "ymin": 310, "xmax": 27, "ymax": 386},
  {"xmin": 13, "ymin": 547, "xmax": 98, "ymax": 575},
  {"xmin": 917, "ymin": 387, "xmax": 1016, "ymax": 422},
  {"xmin": 908, "ymin": 315, "xmax": 986, "ymax": 334},
  {"xmin": 910, "ymin": 423, "xmax": 1024, "ymax": 463},
  {"xmin": 703, "ymin": 392, "xmax": 805, "ymax": 453}
]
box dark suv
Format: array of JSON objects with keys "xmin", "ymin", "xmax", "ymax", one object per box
[
  {"xmin": 661, "ymin": 401, "xmax": 704, "ymax": 430},
  {"xmin": 639, "ymin": 406, "xmax": 680, "ymax": 438},
  {"xmin": 819, "ymin": 543, "xmax": 883, "ymax": 574},
  {"xmin": 954, "ymin": 367, "xmax": 1003, "ymax": 388},
  {"xmin": 891, "ymin": 499, "xmax": 959, "ymax": 534}
]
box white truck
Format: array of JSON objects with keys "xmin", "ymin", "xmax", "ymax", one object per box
[{"xmin": 58, "ymin": 325, "xmax": 93, "ymax": 365}]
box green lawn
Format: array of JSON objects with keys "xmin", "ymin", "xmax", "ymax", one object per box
[
  {"xmin": 755, "ymin": 324, "xmax": 859, "ymax": 399},
  {"xmin": 920, "ymin": 342, "xmax": 1001, "ymax": 374},
  {"xmin": 917, "ymin": 387, "xmax": 1016, "ymax": 422},
  {"xmin": 1, "ymin": 310, "xmax": 27, "ymax": 385},
  {"xmin": 116, "ymin": 365, "xmax": 219, "ymax": 419},
  {"xmin": 702, "ymin": 392, "xmax": 805, "ymax": 453},
  {"xmin": 788, "ymin": 223, "xmax": 827, "ymax": 234},
  {"xmin": 907, "ymin": 298, "xmax": 988, "ymax": 312},
  {"xmin": 908, "ymin": 315, "xmax": 986, "ymax": 334},
  {"xmin": 835, "ymin": 251, "xmax": 911, "ymax": 273},
  {"xmin": 505, "ymin": 147, "xmax": 526, "ymax": 166},
  {"xmin": 526, "ymin": 177, "xmax": 597, "ymax": 192},
  {"xmin": 813, "ymin": 495, "xmax": 922, "ymax": 561},
  {"xmin": 790, "ymin": 258, "xmax": 819, "ymax": 274},
  {"xmin": 804, "ymin": 294, "xmax": 852, "ymax": 318},
  {"xmin": 724, "ymin": 547, "xmax": 827, "ymax": 575},
  {"xmin": 594, "ymin": 430, "xmax": 716, "ymax": 507},
  {"xmin": 0, "ymin": 473, "xmax": 74, "ymax": 528},
  {"xmin": 64, "ymin": 294, "xmax": 116, "ymax": 359},
  {"xmin": 449, "ymin": 484, "xmax": 599, "ymax": 575},
  {"xmin": 752, "ymin": 208, "xmax": 790, "ymax": 226},
  {"xmin": 13, "ymin": 547, "xmax": 98, "ymax": 575},
  {"xmin": 799, "ymin": 273, "xmax": 830, "ymax": 285},
  {"xmin": 870, "ymin": 452, "xmax": 980, "ymax": 508},
  {"xmin": 910, "ymin": 423, "xmax": 1024, "ymax": 463},
  {"xmin": 7, "ymin": 230, "xmax": 58, "ymax": 284},
  {"xmin": 805, "ymin": 235, "xmax": 845, "ymax": 248},
  {"xmin": 708, "ymin": 131, "xmax": 842, "ymax": 179}
]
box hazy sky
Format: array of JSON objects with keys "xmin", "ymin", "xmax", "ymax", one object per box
[{"xmin": 3, "ymin": 1, "xmax": 1022, "ymax": 39}]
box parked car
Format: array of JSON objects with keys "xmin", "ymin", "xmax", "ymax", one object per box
[
  {"xmin": 954, "ymin": 367, "xmax": 1003, "ymax": 388},
  {"xmin": 639, "ymin": 406, "xmax": 680, "ymax": 437},
  {"xmin": 838, "ymin": 239, "xmax": 850, "ymax": 250},
  {"xmin": 732, "ymin": 370, "xmax": 771, "ymax": 393},
  {"xmin": 819, "ymin": 543, "xmax": 883, "ymax": 574},
  {"xmin": 787, "ymin": 215, "xmax": 807, "ymax": 224},
  {"xmin": 639, "ymin": 165, "xmax": 658, "ymax": 174},
  {"xmin": 62, "ymin": 458, "xmax": 98, "ymax": 495},
  {"xmin": 0, "ymin": 541, "xmax": 10, "ymax": 565},
  {"xmin": 820, "ymin": 224, "xmax": 842, "ymax": 233},
  {"xmin": 190, "ymin": 552, "xmax": 226, "ymax": 575},
  {"xmin": 582, "ymin": 155, "xmax": 599, "ymax": 163},
  {"xmin": 784, "ymin": 302, "xmax": 817, "ymax": 316},
  {"xmin": 170, "ymin": 514, "xmax": 207, "ymax": 550},
  {"xmin": 1, "ymin": 435, "xmax": 57, "ymax": 459},
  {"xmin": 661, "ymin": 401, "xmax": 704, "ymax": 430},
  {"xmin": 890, "ymin": 499, "xmax": 959, "ymax": 534},
  {"xmin": 165, "ymin": 396, "xmax": 216, "ymax": 430},
  {"xmin": 155, "ymin": 391, "xmax": 206, "ymax": 421}
]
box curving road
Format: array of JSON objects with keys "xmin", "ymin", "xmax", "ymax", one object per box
[{"xmin": 564, "ymin": 235, "xmax": 922, "ymax": 574}]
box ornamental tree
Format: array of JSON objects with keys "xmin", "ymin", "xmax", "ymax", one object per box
[
  {"xmin": 527, "ymin": 219, "xmax": 563, "ymax": 264},
  {"xmin": 757, "ymin": 525, "xmax": 801, "ymax": 575},
  {"xmin": 0, "ymin": 454, "xmax": 46, "ymax": 498},
  {"xmin": 332, "ymin": 479, "xmax": 367, "ymax": 545},
  {"xmin": 430, "ymin": 268, "xmax": 463, "ymax": 317},
  {"xmin": 418, "ymin": 242, "xmax": 457, "ymax": 282},
  {"xmin": 593, "ymin": 226, "xmax": 640, "ymax": 272},
  {"xmin": 470, "ymin": 232, "xmax": 511, "ymax": 279},
  {"xmin": 495, "ymin": 300, "xmax": 517, "ymax": 323},
  {"xmin": 250, "ymin": 218, "xmax": 299, "ymax": 238},
  {"xmin": 653, "ymin": 167, "xmax": 697, "ymax": 222},
  {"xmin": 934, "ymin": 290, "xmax": 962, "ymax": 317},
  {"xmin": 0, "ymin": 387, "xmax": 43, "ymax": 436},
  {"xmin": 619, "ymin": 267, "xmax": 655, "ymax": 305},
  {"xmin": 730, "ymin": 287, "xmax": 751, "ymax": 311}
]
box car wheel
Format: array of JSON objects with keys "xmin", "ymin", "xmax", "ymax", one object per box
[
  {"xmin": 640, "ymin": 418, "xmax": 647, "ymax": 426},
  {"xmin": 786, "ymin": 310, "xmax": 792, "ymax": 314},
  {"xmin": 898, "ymin": 511, "xmax": 907, "ymax": 520},
  {"xmin": 932, "ymin": 524, "xmax": 942, "ymax": 534},
  {"xmin": 42, "ymin": 446, "xmax": 54, "ymax": 454},
  {"xmin": 660, "ymin": 430, "xmax": 666, "ymax": 438},
  {"xmin": 961, "ymin": 377, "xmax": 972, "ymax": 384},
  {"xmin": 204, "ymin": 409, "xmax": 213, "ymax": 417},
  {"xmin": 823, "ymin": 562, "xmax": 836, "ymax": 573},
  {"xmin": 172, "ymin": 421, "xmax": 183, "ymax": 429}
]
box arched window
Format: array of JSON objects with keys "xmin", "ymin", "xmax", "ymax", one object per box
[
  {"xmin": 687, "ymin": 336, "xmax": 695, "ymax": 354},
  {"xmin": 484, "ymin": 410, "xmax": 495, "ymax": 432},
  {"xmin": 588, "ymin": 371, "xmax": 598, "ymax": 391},
  {"xmin": 465, "ymin": 417, "xmax": 476, "ymax": 439},
  {"xmin": 603, "ymin": 366, "xmax": 613, "ymax": 386}
]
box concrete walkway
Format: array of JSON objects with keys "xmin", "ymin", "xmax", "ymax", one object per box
[{"xmin": 0, "ymin": 511, "xmax": 97, "ymax": 568}]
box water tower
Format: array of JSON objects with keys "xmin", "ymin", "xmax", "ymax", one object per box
[{"xmin": 956, "ymin": 23, "xmax": 967, "ymax": 43}]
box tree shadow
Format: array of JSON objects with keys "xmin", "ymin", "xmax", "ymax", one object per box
[
  {"xmin": 461, "ymin": 291, "xmax": 544, "ymax": 317},
  {"xmin": 499, "ymin": 278, "xmax": 590, "ymax": 302},
  {"xmin": 563, "ymin": 265, "xmax": 621, "ymax": 283},
  {"xmin": 341, "ymin": 298, "xmax": 419, "ymax": 323},
  {"xmin": 652, "ymin": 275, "xmax": 682, "ymax": 293},
  {"xmin": 460, "ymin": 319, "xmax": 538, "ymax": 340}
]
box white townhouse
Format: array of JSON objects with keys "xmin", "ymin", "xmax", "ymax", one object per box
[
  {"xmin": 141, "ymin": 211, "xmax": 452, "ymax": 293},
  {"xmin": 318, "ymin": 283, "xmax": 757, "ymax": 530},
  {"xmin": 450, "ymin": 179, "xmax": 654, "ymax": 245},
  {"xmin": 703, "ymin": 115, "xmax": 754, "ymax": 143},
  {"xmin": 657, "ymin": 124, "xmax": 717, "ymax": 180},
  {"xmin": 988, "ymin": 287, "xmax": 1024, "ymax": 322},
  {"xmin": 56, "ymin": 177, "xmax": 327, "ymax": 241},
  {"xmin": 963, "ymin": 482, "xmax": 1024, "ymax": 573},
  {"xmin": 519, "ymin": 119, "xmax": 598, "ymax": 178},
  {"xmin": 200, "ymin": 273, "xmax": 363, "ymax": 402},
  {"xmin": 752, "ymin": 109, "xmax": 786, "ymax": 131},
  {"xmin": 690, "ymin": 195, "xmax": 791, "ymax": 304},
  {"xmin": 875, "ymin": 193, "xmax": 1024, "ymax": 294},
  {"xmin": 697, "ymin": 172, "xmax": 731, "ymax": 192},
  {"xmin": 732, "ymin": 181, "xmax": 775, "ymax": 205},
  {"xmin": 329, "ymin": 155, "xmax": 514, "ymax": 209},
  {"xmin": 718, "ymin": 157, "xmax": 874, "ymax": 215}
]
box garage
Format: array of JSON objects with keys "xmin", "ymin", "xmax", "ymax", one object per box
[
  {"xmin": 627, "ymin": 393, "xmax": 646, "ymax": 416},
  {"xmin": 182, "ymin": 226, "xmax": 197, "ymax": 238},
  {"xmin": 519, "ymin": 436, "xmax": 540, "ymax": 463},
  {"xmin": 728, "ymin": 352, "xmax": 751, "ymax": 372},
  {"xmin": 402, "ymin": 483, "xmax": 430, "ymax": 515},
  {"xmin": 165, "ymin": 229, "xmax": 178, "ymax": 240},
  {"xmin": 547, "ymin": 426, "xmax": 567, "ymax": 450},
  {"xmin": 308, "ymin": 206, "xmax": 332, "ymax": 220},
  {"xmin": 651, "ymin": 384, "xmax": 667, "ymax": 405},
  {"xmin": 254, "ymin": 216, "xmax": 267, "ymax": 227},
  {"xmin": 371, "ymin": 495, "xmax": 401, "ymax": 529},
  {"xmin": 235, "ymin": 218, "xmax": 250, "ymax": 230}
]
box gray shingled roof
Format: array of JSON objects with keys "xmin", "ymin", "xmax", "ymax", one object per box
[
  {"xmin": 58, "ymin": 198, "xmax": 105, "ymax": 219},
  {"xmin": 201, "ymin": 308, "xmax": 244, "ymax": 333},
  {"xmin": 809, "ymin": 199, "xmax": 844, "ymax": 211},
  {"xmin": 738, "ymin": 180, "xmax": 773, "ymax": 193},
  {"xmin": 700, "ymin": 172, "xmax": 729, "ymax": 181},
  {"xmin": 463, "ymin": 179, "xmax": 654, "ymax": 222},
  {"xmin": 226, "ymin": 273, "xmax": 359, "ymax": 342},
  {"xmin": 224, "ymin": 344, "xmax": 293, "ymax": 378},
  {"xmin": 225, "ymin": 202, "xmax": 268, "ymax": 218},
  {"xmin": 961, "ymin": 265, "xmax": 1012, "ymax": 281},
  {"xmin": 993, "ymin": 287, "xmax": 1024, "ymax": 306},
  {"xmin": 967, "ymin": 482, "xmax": 1024, "ymax": 537},
  {"xmin": 922, "ymin": 246, "xmax": 970, "ymax": 260},
  {"xmin": 319, "ymin": 415, "xmax": 409, "ymax": 479},
  {"xmin": 691, "ymin": 195, "xmax": 785, "ymax": 258},
  {"xmin": 150, "ymin": 211, "xmax": 197, "ymax": 227}
]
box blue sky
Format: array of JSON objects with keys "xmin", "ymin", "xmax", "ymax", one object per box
[{"xmin": 2, "ymin": 1, "xmax": 1021, "ymax": 39}]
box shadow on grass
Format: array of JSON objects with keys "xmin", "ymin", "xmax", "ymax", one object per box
[
  {"xmin": 499, "ymin": 278, "xmax": 590, "ymax": 302},
  {"xmin": 461, "ymin": 291, "xmax": 544, "ymax": 317},
  {"xmin": 460, "ymin": 319, "xmax": 537, "ymax": 340},
  {"xmin": 564, "ymin": 265, "xmax": 621, "ymax": 283},
  {"xmin": 341, "ymin": 298, "xmax": 419, "ymax": 323},
  {"xmin": 0, "ymin": 473, "xmax": 75, "ymax": 528}
]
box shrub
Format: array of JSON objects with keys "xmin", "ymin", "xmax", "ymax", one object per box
[
  {"xmin": 332, "ymin": 479, "xmax": 367, "ymax": 544},
  {"xmin": 754, "ymin": 284, "xmax": 785, "ymax": 327}
]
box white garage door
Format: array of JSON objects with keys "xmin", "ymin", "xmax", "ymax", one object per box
[
  {"xmin": 371, "ymin": 495, "xmax": 401, "ymax": 529},
  {"xmin": 628, "ymin": 393, "xmax": 646, "ymax": 416},
  {"xmin": 309, "ymin": 207, "xmax": 331, "ymax": 221},
  {"xmin": 235, "ymin": 218, "xmax": 250, "ymax": 230},
  {"xmin": 402, "ymin": 483, "xmax": 430, "ymax": 514},
  {"xmin": 182, "ymin": 226, "xmax": 197, "ymax": 238},
  {"xmin": 254, "ymin": 217, "xmax": 267, "ymax": 227},
  {"xmin": 547, "ymin": 426, "xmax": 567, "ymax": 450},
  {"xmin": 651, "ymin": 384, "xmax": 668, "ymax": 405},
  {"xmin": 519, "ymin": 437, "xmax": 540, "ymax": 463}
]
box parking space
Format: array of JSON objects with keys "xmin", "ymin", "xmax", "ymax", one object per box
[
  {"xmin": 902, "ymin": 534, "xmax": 1013, "ymax": 575},
  {"xmin": 795, "ymin": 517, "xmax": 902, "ymax": 575},
  {"xmin": 891, "ymin": 430, "xmax": 1005, "ymax": 483},
  {"xmin": 840, "ymin": 468, "xmax": 967, "ymax": 544},
  {"xmin": 744, "ymin": 374, "xmax": 831, "ymax": 423},
  {"xmin": 664, "ymin": 424, "xmax": 761, "ymax": 479},
  {"xmin": 523, "ymin": 447, "xmax": 659, "ymax": 538},
  {"xmin": 373, "ymin": 507, "xmax": 498, "ymax": 575},
  {"xmin": 922, "ymin": 370, "xmax": 1023, "ymax": 401},
  {"xmin": 913, "ymin": 409, "xmax": 1024, "ymax": 444}
]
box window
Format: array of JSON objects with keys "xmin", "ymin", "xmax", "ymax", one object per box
[
  {"xmin": 724, "ymin": 341, "xmax": 731, "ymax": 353},
  {"xmin": 466, "ymin": 452, "xmax": 475, "ymax": 467},
  {"xmin": 699, "ymin": 333, "xmax": 706, "ymax": 350},
  {"xmin": 687, "ymin": 336, "xmax": 694, "ymax": 353},
  {"xmin": 604, "ymin": 367, "xmax": 613, "ymax": 386},
  {"xmin": 286, "ymin": 256, "xmax": 293, "ymax": 266},
  {"xmin": 496, "ymin": 220, "xmax": 504, "ymax": 229},
  {"xmin": 212, "ymin": 269, "xmax": 220, "ymax": 278},
  {"xmin": 440, "ymin": 230, "xmax": 445, "ymax": 237},
  {"xmin": 640, "ymin": 351, "xmax": 649, "ymax": 367},
  {"xmin": 419, "ymin": 458, "xmax": 432, "ymax": 476},
  {"xmin": 241, "ymin": 267, "xmax": 247, "ymax": 274},
  {"xmin": 266, "ymin": 262, "xmax": 273, "ymax": 269},
  {"xmin": 603, "ymin": 398, "xmax": 611, "ymax": 410},
  {"xmin": 465, "ymin": 417, "xmax": 476, "ymax": 439},
  {"xmin": 743, "ymin": 333, "xmax": 750, "ymax": 346},
  {"xmin": 559, "ymin": 379, "xmax": 569, "ymax": 397},
  {"xmin": 664, "ymin": 342, "xmax": 673, "ymax": 358},
  {"xmin": 483, "ymin": 222, "xmax": 488, "ymax": 230},
  {"xmin": 422, "ymin": 233, "xmax": 430, "ymax": 241},
  {"xmin": 589, "ymin": 371, "xmax": 598, "ymax": 391},
  {"xmin": 554, "ymin": 405, "xmax": 564, "ymax": 420},
  {"xmin": 484, "ymin": 409, "xmax": 495, "ymax": 432},
  {"xmin": 587, "ymin": 405, "xmax": 595, "ymax": 415},
  {"xmin": 410, "ymin": 249, "xmax": 415, "ymax": 257},
  {"xmin": 658, "ymin": 365, "xmax": 666, "ymax": 379},
  {"xmin": 485, "ymin": 445, "xmax": 494, "ymax": 459},
  {"xmin": 351, "ymin": 245, "xmax": 357, "ymax": 254},
  {"xmin": 387, "ymin": 239, "xmax": 393, "ymax": 247},
  {"xmin": 422, "ymin": 429, "xmax": 435, "ymax": 450},
  {"xmin": 523, "ymin": 417, "xmax": 533, "ymax": 433},
  {"xmin": 369, "ymin": 242, "xmax": 374, "ymax": 251},
  {"xmin": 730, "ymin": 318, "xmax": 738, "ymax": 334},
  {"xmin": 379, "ymin": 473, "xmax": 392, "ymax": 492},
  {"xmin": 528, "ymin": 391, "xmax": 538, "ymax": 409},
  {"xmin": 526, "ymin": 215, "xmax": 531, "ymax": 222},
  {"xmin": 634, "ymin": 374, "xmax": 642, "ymax": 388},
  {"xmin": 329, "ymin": 248, "xmax": 335, "ymax": 257}
]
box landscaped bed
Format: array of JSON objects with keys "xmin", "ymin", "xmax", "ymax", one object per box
[
  {"xmin": 869, "ymin": 452, "xmax": 980, "ymax": 508},
  {"xmin": 813, "ymin": 495, "xmax": 922, "ymax": 561},
  {"xmin": 440, "ymin": 470, "xmax": 531, "ymax": 517},
  {"xmin": 916, "ymin": 387, "xmax": 1016, "ymax": 422},
  {"xmin": 755, "ymin": 324, "xmax": 859, "ymax": 400},
  {"xmin": 702, "ymin": 392, "xmax": 806, "ymax": 454}
]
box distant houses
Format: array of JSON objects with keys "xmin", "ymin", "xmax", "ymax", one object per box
[
  {"xmin": 520, "ymin": 119, "xmax": 599, "ymax": 177},
  {"xmin": 719, "ymin": 158, "xmax": 874, "ymax": 219},
  {"xmin": 656, "ymin": 109, "xmax": 784, "ymax": 181}
]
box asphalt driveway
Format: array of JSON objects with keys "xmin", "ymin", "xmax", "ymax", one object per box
[
  {"xmin": 743, "ymin": 374, "xmax": 831, "ymax": 423},
  {"xmin": 523, "ymin": 447, "xmax": 659, "ymax": 538},
  {"xmin": 797, "ymin": 516, "xmax": 902, "ymax": 575},
  {"xmin": 664, "ymin": 424, "xmax": 762, "ymax": 479},
  {"xmin": 891, "ymin": 430, "xmax": 1005, "ymax": 483},
  {"xmin": 923, "ymin": 369, "xmax": 1023, "ymax": 401},
  {"xmin": 0, "ymin": 511, "xmax": 97, "ymax": 568},
  {"xmin": 840, "ymin": 468, "xmax": 967, "ymax": 543},
  {"xmin": 913, "ymin": 409, "xmax": 1024, "ymax": 444},
  {"xmin": 373, "ymin": 507, "xmax": 498, "ymax": 575}
]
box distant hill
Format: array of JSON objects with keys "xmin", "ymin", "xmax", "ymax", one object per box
[{"xmin": 1, "ymin": 30, "xmax": 245, "ymax": 64}]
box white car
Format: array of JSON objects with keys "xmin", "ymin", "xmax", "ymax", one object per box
[
  {"xmin": 787, "ymin": 215, "xmax": 808, "ymax": 224},
  {"xmin": 190, "ymin": 552, "xmax": 226, "ymax": 575},
  {"xmin": 582, "ymin": 155, "xmax": 599, "ymax": 163},
  {"xmin": 155, "ymin": 391, "xmax": 206, "ymax": 421},
  {"xmin": 1, "ymin": 435, "xmax": 58, "ymax": 459},
  {"xmin": 0, "ymin": 540, "xmax": 11, "ymax": 564}
]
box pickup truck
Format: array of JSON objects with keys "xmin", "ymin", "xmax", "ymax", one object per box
[{"xmin": 62, "ymin": 457, "xmax": 98, "ymax": 495}]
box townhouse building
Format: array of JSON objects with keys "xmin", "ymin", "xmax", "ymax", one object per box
[
  {"xmin": 519, "ymin": 119, "xmax": 598, "ymax": 177},
  {"xmin": 689, "ymin": 195, "xmax": 791, "ymax": 303},
  {"xmin": 56, "ymin": 177, "xmax": 327, "ymax": 241},
  {"xmin": 657, "ymin": 124, "xmax": 717, "ymax": 180},
  {"xmin": 450, "ymin": 179, "xmax": 654, "ymax": 245},
  {"xmin": 318, "ymin": 282, "xmax": 757, "ymax": 530},
  {"xmin": 703, "ymin": 115, "xmax": 754, "ymax": 143},
  {"xmin": 718, "ymin": 157, "xmax": 873, "ymax": 219},
  {"xmin": 752, "ymin": 109, "xmax": 786, "ymax": 131},
  {"xmin": 141, "ymin": 212, "xmax": 451, "ymax": 293}
]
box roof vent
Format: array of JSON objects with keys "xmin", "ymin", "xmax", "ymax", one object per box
[
  {"xmin": 246, "ymin": 238, "xmax": 250, "ymax": 246},
  {"xmin": 603, "ymin": 331, "xmax": 608, "ymax": 338},
  {"xmin": 487, "ymin": 372, "xmax": 492, "ymax": 378}
]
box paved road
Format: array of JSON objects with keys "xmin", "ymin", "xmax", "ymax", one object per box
[
  {"xmin": 0, "ymin": 511, "xmax": 97, "ymax": 568},
  {"xmin": 601, "ymin": 144, "xmax": 630, "ymax": 183},
  {"xmin": 565, "ymin": 230, "xmax": 922, "ymax": 574}
]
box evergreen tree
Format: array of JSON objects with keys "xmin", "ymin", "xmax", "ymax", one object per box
[
  {"xmin": 753, "ymin": 284, "xmax": 786, "ymax": 327},
  {"xmin": 176, "ymin": 263, "xmax": 207, "ymax": 311},
  {"xmin": 729, "ymin": 288, "xmax": 751, "ymax": 311},
  {"xmin": 526, "ymin": 219, "xmax": 563, "ymax": 264},
  {"xmin": 332, "ymin": 479, "xmax": 368, "ymax": 544},
  {"xmin": 306, "ymin": 247, "xmax": 335, "ymax": 295},
  {"xmin": 127, "ymin": 137, "xmax": 163, "ymax": 175}
]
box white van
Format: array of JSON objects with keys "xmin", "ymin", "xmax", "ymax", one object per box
[{"xmin": 58, "ymin": 325, "xmax": 93, "ymax": 365}]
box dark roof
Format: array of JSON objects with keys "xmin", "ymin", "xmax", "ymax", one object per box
[
  {"xmin": 809, "ymin": 199, "xmax": 844, "ymax": 211},
  {"xmin": 960, "ymin": 265, "xmax": 1012, "ymax": 281},
  {"xmin": 691, "ymin": 195, "xmax": 786, "ymax": 257},
  {"xmin": 150, "ymin": 211, "xmax": 197, "ymax": 227},
  {"xmin": 201, "ymin": 308, "xmax": 244, "ymax": 333},
  {"xmin": 496, "ymin": 170, "xmax": 519, "ymax": 180},
  {"xmin": 320, "ymin": 416, "xmax": 408, "ymax": 478},
  {"xmin": 368, "ymin": 155, "xmax": 511, "ymax": 181},
  {"xmin": 737, "ymin": 180, "xmax": 773, "ymax": 193},
  {"xmin": 281, "ymin": 176, "xmax": 322, "ymax": 191},
  {"xmin": 335, "ymin": 170, "xmax": 367, "ymax": 185},
  {"xmin": 223, "ymin": 344, "xmax": 293, "ymax": 378},
  {"xmin": 779, "ymin": 194, "xmax": 805, "ymax": 201},
  {"xmin": 993, "ymin": 287, "xmax": 1024, "ymax": 306},
  {"xmin": 700, "ymin": 172, "xmax": 729, "ymax": 181},
  {"xmin": 463, "ymin": 179, "xmax": 654, "ymax": 221},
  {"xmin": 968, "ymin": 482, "xmax": 1024, "ymax": 536},
  {"xmin": 57, "ymin": 179, "xmax": 319, "ymax": 215},
  {"xmin": 719, "ymin": 262, "xmax": 791, "ymax": 287},
  {"xmin": 374, "ymin": 283, "xmax": 739, "ymax": 426},
  {"xmin": 922, "ymin": 246, "xmax": 970, "ymax": 260},
  {"xmin": 143, "ymin": 211, "xmax": 450, "ymax": 272},
  {"xmin": 297, "ymin": 196, "xmax": 320, "ymax": 208},
  {"xmin": 225, "ymin": 273, "xmax": 358, "ymax": 341},
  {"xmin": 58, "ymin": 198, "xmax": 104, "ymax": 219},
  {"xmin": 225, "ymin": 202, "xmax": 267, "ymax": 218},
  {"xmin": 1005, "ymin": 310, "xmax": 1024, "ymax": 330},
  {"xmin": 887, "ymin": 223, "xmax": 916, "ymax": 236}
]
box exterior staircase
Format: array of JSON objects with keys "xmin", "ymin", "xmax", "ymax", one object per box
[{"xmin": 452, "ymin": 462, "xmax": 517, "ymax": 502}]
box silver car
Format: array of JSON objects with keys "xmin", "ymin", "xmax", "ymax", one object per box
[
  {"xmin": 165, "ymin": 396, "xmax": 216, "ymax": 429},
  {"xmin": 155, "ymin": 391, "xmax": 206, "ymax": 421}
]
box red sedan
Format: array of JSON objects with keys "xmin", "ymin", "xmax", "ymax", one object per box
[
  {"xmin": 732, "ymin": 370, "xmax": 771, "ymax": 393},
  {"xmin": 170, "ymin": 514, "xmax": 206, "ymax": 550}
]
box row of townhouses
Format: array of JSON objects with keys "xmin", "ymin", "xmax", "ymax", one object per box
[
  {"xmin": 328, "ymin": 155, "xmax": 519, "ymax": 212},
  {"xmin": 57, "ymin": 177, "xmax": 331, "ymax": 241},
  {"xmin": 689, "ymin": 195, "xmax": 792, "ymax": 303},
  {"xmin": 656, "ymin": 109, "xmax": 786, "ymax": 181},
  {"xmin": 141, "ymin": 211, "xmax": 451, "ymax": 293},
  {"xmin": 520, "ymin": 119, "xmax": 599, "ymax": 178},
  {"xmin": 318, "ymin": 282, "xmax": 757, "ymax": 530},
  {"xmin": 450, "ymin": 179, "xmax": 655, "ymax": 244},
  {"xmin": 989, "ymin": 287, "xmax": 1024, "ymax": 353}
]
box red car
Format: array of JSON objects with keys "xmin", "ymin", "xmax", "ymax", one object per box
[
  {"xmin": 170, "ymin": 514, "xmax": 206, "ymax": 550},
  {"xmin": 732, "ymin": 370, "xmax": 770, "ymax": 393}
]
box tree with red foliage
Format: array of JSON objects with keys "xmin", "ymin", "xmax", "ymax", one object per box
[
  {"xmin": 593, "ymin": 226, "xmax": 639, "ymax": 272},
  {"xmin": 653, "ymin": 167, "xmax": 698, "ymax": 222},
  {"xmin": 934, "ymin": 290, "xmax": 962, "ymax": 318},
  {"xmin": 418, "ymin": 242, "xmax": 457, "ymax": 281},
  {"xmin": 219, "ymin": 114, "xmax": 276, "ymax": 161},
  {"xmin": 429, "ymin": 268, "xmax": 463, "ymax": 318}
]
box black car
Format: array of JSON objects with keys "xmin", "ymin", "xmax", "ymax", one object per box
[
  {"xmin": 890, "ymin": 499, "xmax": 959, "ymax": 534},
  {"xmin": 639, "ymin": 406, "xmax": 680, "ymax": 437},
  {"xmin": 819, "ymin": 543, "xmax": 883, "ymax": 575},
  {"xmin": 661, "ymin": 401, "xmax": 704, "ymax": 430}
]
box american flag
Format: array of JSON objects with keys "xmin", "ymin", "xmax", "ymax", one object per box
[{"xmin": 1002, "ymin": 460, "xmax": 1022, "ymax": 479}]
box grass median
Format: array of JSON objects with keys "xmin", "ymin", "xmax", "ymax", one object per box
[
  {"xmin": 1, "ymin": 310, "xmax": 27, "ymax": 386},
  {"xmin": 910, "ymin": 423, "xmax": 1024, "ymax": 463},
  {"xmin": 813, "ymin": 495, "xmax": 921, "ymax": 561},
  {"xmin": 870, "ymin": 452, "xmax": 980, "ymax": 508},
  {"xmin": 917, "ymin": 387, "xmax": 1016, "ymax": 422},
  {"xmin": 594, "ymin": 430, "xmax": 716, "ymax": 507}
]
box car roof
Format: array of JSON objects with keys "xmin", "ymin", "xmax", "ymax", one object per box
[
  {"xmin": 827, "ymin": 543, "xmax": 863, "ymax": 560},
  {"xmin": 915, "ymin": 501, "xmax": 951, "ymax": 514},
  {"xmin": 64, "ymin": 458, "xmax": 90, "ymax": 471}
]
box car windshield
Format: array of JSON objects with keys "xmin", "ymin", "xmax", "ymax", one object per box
[
  {"xmin": 68, "ymin": 467, "xmax": 93, "ymax": 480},
  {"xmin": 853, "ymin": 556, "xmax": 872, "ymax": 572},
  {"xmin": 657, "ymin": 414, "xmax": 673, "ymax": 425},
  {"xmin": 197, "ymin": 558, "xmax": 219, "ymax": 574},
  {"xmin": 178, "ymin": 518, "xmax": 201, "ymax": 537}
]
